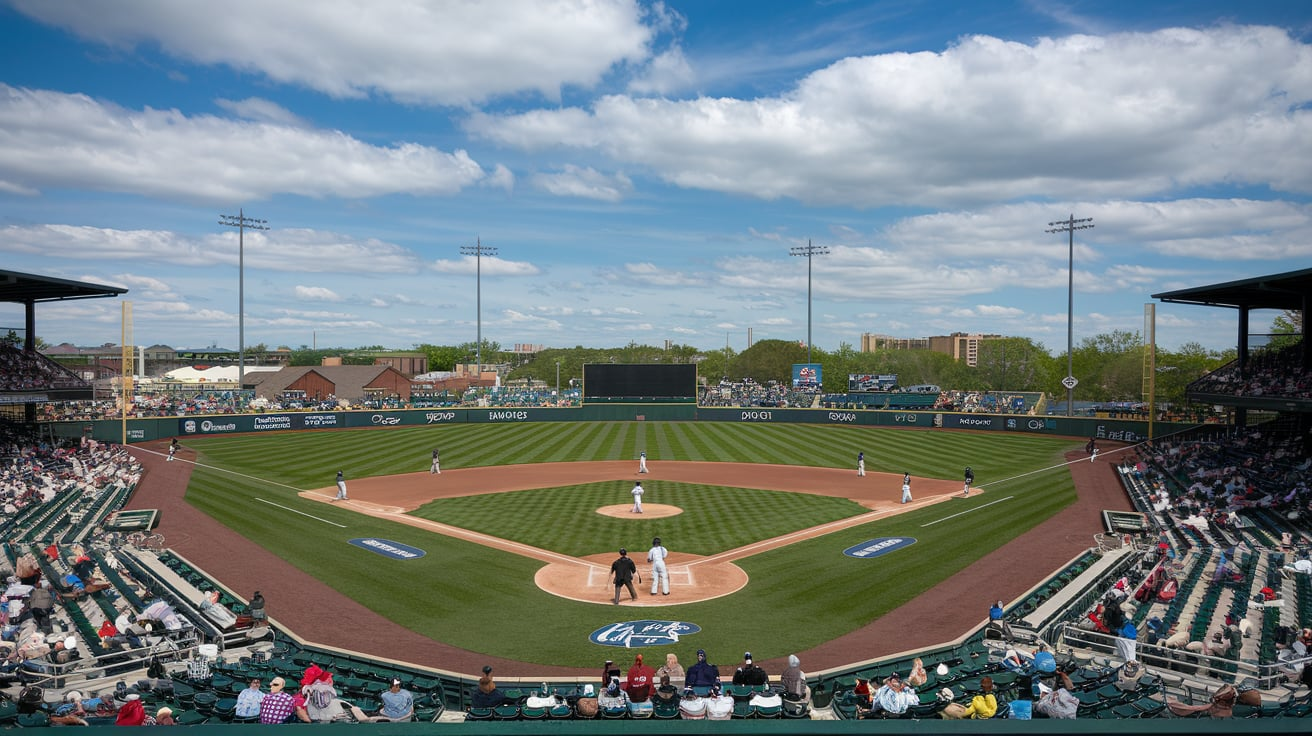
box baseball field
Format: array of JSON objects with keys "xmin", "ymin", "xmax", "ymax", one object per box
[{"xmin": 160, "ymin": 421, "xmax": 1090, "ymax": 670}]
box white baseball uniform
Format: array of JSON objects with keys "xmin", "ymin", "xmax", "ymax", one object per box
[{"xmin": 647, "ymin": 543, "xmax": 669, "ymax": 595}]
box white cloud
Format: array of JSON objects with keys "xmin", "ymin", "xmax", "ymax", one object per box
[
  {"xmin": 214, "ymin": 97, "xmax": 305, "ymax": 126},
  {"xmin": 11, "ymin": 0, "xmax": 657, "ymax": 106},
  {"xmin": 628, "ymin": 45, "xmax": 695, "ymax": 95},
  {"xmin": 0, "ymin": 224, "xmax": 426, "ymax": 274},
  {"xmin": 430, "ymin": 255, "xmax": 541, "ymax": 277},
  {"xmin": 0, "ymin": 85, "xmax": 487, "ymax": 202},
  {"xmin": 476, "ymin": 26, "xmax": 1312, "ymax": 207},
  {"xmin": 294, "ymin": 286, "xmax": 342, "ymax": 302},
  {"xmin": 532, "ymin": 165, "xmax": 633, "ymax": 202}
]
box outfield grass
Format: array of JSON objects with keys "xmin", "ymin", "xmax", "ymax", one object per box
[{"xmin": 184, "ymin": 421, "xmax": 1080, "ymax": 667}]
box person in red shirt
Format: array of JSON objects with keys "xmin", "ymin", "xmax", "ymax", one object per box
[{"xmin": 626, "ymin": 653, "xmax": 655, "ymax": 703}]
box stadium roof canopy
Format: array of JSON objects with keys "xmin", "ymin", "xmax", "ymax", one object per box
[
  {"xmin": 1152, "ymin": 267, "xmax": 1312, "ymax": 312},
  {"xmin": 0, "ymin": 269, "xmax": 127, "ymax": 304}
]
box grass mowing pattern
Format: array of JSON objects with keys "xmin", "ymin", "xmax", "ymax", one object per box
[
  {"xmin": 410, "ymin": 482, "xmax": 869, "ymax": 557},
  {"xmin": 182, "ymin": 421, "xmax": 1080, "ymax": 666}
]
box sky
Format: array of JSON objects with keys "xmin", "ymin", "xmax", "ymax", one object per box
[{"xmin": 1, "ymin": 0, "xmax": 1310, "ymax": 358}]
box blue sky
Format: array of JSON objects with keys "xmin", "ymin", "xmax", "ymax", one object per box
[{"xmin": 1, "ymin": 0, "xmax": 1309, "ymax": 356}]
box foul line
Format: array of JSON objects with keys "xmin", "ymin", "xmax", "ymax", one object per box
[
  {"xmin": 255, "ymin": 498, "xmax": 347, "ymax": 528},
  {"xmin": 920, "ymin": 495, "xmax": 1014, "ymax": 527}
]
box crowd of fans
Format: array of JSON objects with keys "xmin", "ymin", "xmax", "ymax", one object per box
[
  {"xmin": 1, "ymin": 430, "xmax": 140, "ymax": 518},
  {"xmin": 698, "ymin": 379, "xmax": 820, "ymax": 408},
  {"xmin": 0, "ymin": 344, "xmax": 87, "ymax": 392},
  {"xmin": 1191, "ymin": 343, "xmax": 1312, "ymax": 401},
  {"xmin": 1130, "ymin": 428, "xmax": 1312, "ymax": 527},
  {"xmin": 933, "ymin": 391, "xmax": 1038, "ymax": 414}
]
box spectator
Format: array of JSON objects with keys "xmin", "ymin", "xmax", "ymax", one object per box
[
  {"xmin": 868, "ymin": 672, "xmax": 917, "ymax": 716},
  {"xmin": 962, "ymin": 676, "xmax": 998, "ymax": 719},
  {"xmin": 655, "ymin": 652, "xmax": 684, "ymax": 686},
  {"xmin": 375, "ymin": 678, "xmax": 414, "ymax": 722},
  {"xmin": 678, "ymin": 688, "xmax": 706, "ymax": 720},
  {"xmin": 598, "ymin": 678, "xmax": 630, "ymax": 714},
  {"xmin": 625, "ymin": 653, "xmax": 655, "ymax": 703},
  {"xmin": 258, "ymin": 677, "xmax": 295, "ymax": 724},
  {"xmin": 234, "ymin": 678, "xmax": 265, "ymax": 720},
  {"xmin": 1034, "ymin": 671, "xmax": 1079, "ymax": 719},
  {"xmin": 704, "ymin": 684, "xmax": 734, "ymax": 720},
  {"xmin": 471, "ymin": 666, "xmax": 506, "ymax": 708},
  {"xmin": 780, "ymin": 654, "xmax": 808, "ymax": 701},
  {"xmin": 686, "ymin": 648, "xmax": 718, "ymax": 688},
  {"xmin": 731, "ymin": 651, "xmax": 768, "ymax": 687}
]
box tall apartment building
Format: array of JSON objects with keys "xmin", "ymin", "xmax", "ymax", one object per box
[{"xmin": 861, "ymin": 332, "xmax": 1002, "ymax": 367}]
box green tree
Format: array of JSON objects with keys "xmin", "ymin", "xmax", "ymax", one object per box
[
  {"xmin": 1268, "ymin": 309, "xmax": 1304, "ymax": 350},
  {"xmin": 1069, "ymin": 330, "xmax": 1144, "ymax": 401},
  {"xmin": 1154, "ymin": 342, "xmax": 1232, "ymax": 408},
  {"xmin": 729, "ymin": 339, "xmax": 809, "ymax": 383},
  {"xmin": 973, "ymin": 337, "xmax": 1056, "ymax": 391}
]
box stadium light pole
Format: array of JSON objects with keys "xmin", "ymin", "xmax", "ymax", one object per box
[
  {"xmin": 219, "ymin": 209, "xmax": 268, "ymax": 390},
  {"xmin": 789, "ymin": 240, "xmax": 830, "ymax": 364},
  {"xmin": 460, "ymin": 237, "xmax": 497, "ymax": 377},
  {"xmin": 1046, "ymin": 214, "xmax": 1094, "ymax": 417}
]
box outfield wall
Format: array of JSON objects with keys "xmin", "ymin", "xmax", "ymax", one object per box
[{"xmin": 48, "ymin": 405, "xmax": 1182, "ymax": 445}]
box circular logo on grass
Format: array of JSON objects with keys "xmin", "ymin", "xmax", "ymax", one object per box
[
  {"xmin": 843, "ymin": 537, "xmax": 916, "ymax": 559},
  {"xmin": 589, "ymin": 620, "xmax": 700, "ymax": 648},
  {"xmin": 348, "ymin": 538, "xmax": 426, "ymax": 560}
]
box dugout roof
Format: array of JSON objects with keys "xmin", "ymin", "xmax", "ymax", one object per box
[
  {"xmin": 1152, "ymin": 267, "xmax": 1312, "ymax": 312},
  {"xmin": 0, "ymin": 269, "xmax": 127, "ymax": 304}
]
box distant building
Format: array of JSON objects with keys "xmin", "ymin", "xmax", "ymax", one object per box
[
  {"xmin": 245, "ymin": 365, "xmax": 415, "ymax": 404},
  {"xmin": 861, "ymin": 332, "xmax": 1003, "ymax": 367}
]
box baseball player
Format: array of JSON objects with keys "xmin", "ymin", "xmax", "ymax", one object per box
[
  {"xmin": 430, "ymin": 447, "xmax": 441, "ymax": 474},
  {"xmin": 963, "ymin": 466, "xmax": 974, "ymax": 497},
  {"xmin": 335, "ymin": 470, "xmax": 348, "ymax": 501},
  {"xmin": 1086, "ymin": 437, "xmax": 1099, "ymax": 462},
  {"xmin": 638, "ymin": 451, "xmax": 648, "ymax": 474},
  {"xmin": 167, "ymin": 439, "xmax": 178, "ymax": 462},
  {"xmin": 631, "ymin": 481, "xmax": 644, "ymax": 513},
  {"xmin": 857, "ymin": 451, "xmax": 865, "ymax": 477},
  {"xmin": 647, "ymin": 536, "xmax": 670, "ymax": 596},
  {"xmin": 901, "ymin": 472, "xmax": 912, "ymax": 504}
]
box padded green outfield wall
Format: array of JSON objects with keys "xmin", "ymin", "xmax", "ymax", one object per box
[{"xmin": 48, "ymin": 405, "xmax": 1176, "ymax": 445}]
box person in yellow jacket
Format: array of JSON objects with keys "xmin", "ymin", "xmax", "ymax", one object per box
[{"xmin": 963, "ymin": 676, "xmax": 998, "ymax": 719}]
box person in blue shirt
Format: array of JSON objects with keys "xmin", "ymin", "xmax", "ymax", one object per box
[
  {"xmin": 685, "ymin": 649, "xmax": 719, "ymax": 688},
  {"xmin": 1032, "ymin": 643, "xmax": 1058, "ymax": 675}
]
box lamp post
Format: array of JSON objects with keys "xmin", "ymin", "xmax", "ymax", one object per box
[
  {"xmin": 460, "ymin": 237, "xmax": 497, "ymax": 378},
  {"xmin": 555, "ymin": 361, "xmax": 561, "ymax": 396},
  {"xmin": 1046, "ymin": 214, "xmax": 1094, "ymax": 417},
  {"xmin": 219, "ymin": 209, "xmax": 268, "ymax": 390},
  {"xmin": 789, "ymin": 240, "xmax": 829, "ymax": 364}
]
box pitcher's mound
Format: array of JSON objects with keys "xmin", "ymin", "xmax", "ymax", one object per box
[{"xmin": 596, "ymin": 504, "xmax": 682, "ymax": 518}]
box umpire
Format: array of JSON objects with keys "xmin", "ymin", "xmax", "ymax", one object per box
[{"xmin": 610, "ymin": 548, "xmax": 640, "ymax": 605}]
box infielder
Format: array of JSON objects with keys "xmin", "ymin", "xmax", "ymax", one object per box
[
  {"xmin": 167, "ymin": 439, "xmax": 178, "ymax": 462},
  {"xmin": 857, "ymin": 451, "xmax": 865, "ymax": 477},
  {"xmin": 631, "ymin": 481, "xmax": 644, "ymax": 513},
  {"xmin": 430, "ymin": 447, "xmax": 441, "ymax": 474},
  {"xmin": 963, "ymin": 466, "xmax": 974, "ymax": 497},
  {"xmin": 647, "ymin": 536, "xmax": 670, "ymax": 596},
  {"xmin": 638, "ymin": 451, "xmax": 648, "ymax": 474},
  {"xmin": 335, "ymin": 470, "xmax": 348, "ymax": 500},
  {"xmin": 901, "ymin": 472, "xmax": 912, "ymax": 504}
]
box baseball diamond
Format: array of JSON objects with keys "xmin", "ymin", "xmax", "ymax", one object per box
[{"xmin": 118, "ymin": 420, "xmax": 1130, "ymax": 675}]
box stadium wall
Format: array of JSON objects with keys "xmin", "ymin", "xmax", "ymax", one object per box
[{"xmin": 48, "ymin": 406, "xmax": 1178, "ymax": 444}]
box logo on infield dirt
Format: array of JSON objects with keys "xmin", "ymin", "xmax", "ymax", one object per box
[
  {"xmin": 589, "ymin": 621, "xmax": 700, "ymax": 648},
  {"xmin": 348, "ymin": 538, "xmax": 426, "ymax": 560},
  {"xmin": 842, "ymin": 537, "xmax": 917, "ymax": 559}
]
